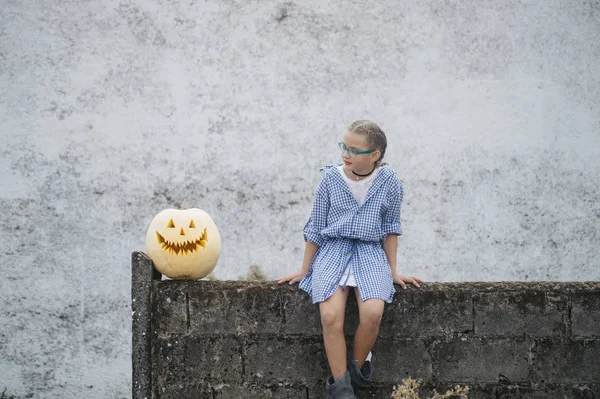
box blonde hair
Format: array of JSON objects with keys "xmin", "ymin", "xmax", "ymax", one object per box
[{"xmin": 347, "ymin": 120, "xmax": 388, "ymax": 167}]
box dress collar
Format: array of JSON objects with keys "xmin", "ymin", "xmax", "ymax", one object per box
[{"xmin": 322, "ymin": 162, "xmax": 393, "ymax": 207}]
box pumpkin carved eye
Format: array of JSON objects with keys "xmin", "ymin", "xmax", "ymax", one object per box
[
  {"xmin": 189, "ymin": 220, "xmax": 196, "ymax": 228},
  {"xmin": 167, "ymin": 219, "xmax": 175, "ymax": 228}
]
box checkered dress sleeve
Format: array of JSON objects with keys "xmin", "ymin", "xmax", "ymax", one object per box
[
  {"xmin": 302, "ymin": 175, "xmax": 330, "ymax": 247},
  {"xmin": 381, "ymin": 176, "xmax": 404, "ymax": 237}
]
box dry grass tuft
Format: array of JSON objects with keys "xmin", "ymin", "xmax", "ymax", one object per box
[
  {"xmin": 391, "ymin": 378, "xmax": 469, "ymax": 399},
  {"xmin": 239, "ymin": 264, "xmax": 267, "ymax": 281},
  {"xmin": 391, "ymin": 377, "xmax": 421, "ymax": 399},
  {"xmin": 431, "ymin": 385, "xmax": 469, "ymax": 399}
]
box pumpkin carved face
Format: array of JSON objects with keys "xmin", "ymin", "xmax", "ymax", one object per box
[{"xmin": 145, "ymin": 208, "xmax": 221, "ymax": 280}]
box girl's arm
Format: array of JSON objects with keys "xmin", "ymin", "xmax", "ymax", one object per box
[
  {"xmin": 384, "ymin": 233, "xmax": 422, "ymax": 289},
  {"xmin": 301, "ymin": 241, "xmax": 319, "ymax": 274},
  {"xmin": 382, "ymin": 177, "xmax": 422, "ymax": 289},
  {"xmin": 382, "ymin": 234, "xmax": 398, "ymax": 277}
]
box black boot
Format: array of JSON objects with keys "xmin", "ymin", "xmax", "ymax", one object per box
[
  {"xmin": 325, "ymin": 370, "xmax": 356, "ymax": 399},
  {"xmin": 347, "ymin": 356, "xmax": 373, "ymax": 393}
]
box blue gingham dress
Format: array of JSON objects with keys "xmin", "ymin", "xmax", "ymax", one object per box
[{"xmin": 298, "ymin": 162, "xmax": 404, "ymax": 304}]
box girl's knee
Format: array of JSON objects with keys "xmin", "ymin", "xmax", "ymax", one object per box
[
  {"xmin": 359, "ymin": 306, "xmax": 383, "ymax": 329},
  {"xmin": 361, "ymin": 313, "xmax": 382, "ymax": 329},
  {"xmin": 320, "ymin": 308, "xmax": 343, "ymax": 331},
  {"xmin": 319, "ymin": 287, "xmax": 348, "ymax": 331}
]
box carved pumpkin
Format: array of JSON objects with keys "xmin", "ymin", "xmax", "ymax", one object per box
[{"xmin": 145, "ymin": 208, "xmax": 221, "ymax": 280}]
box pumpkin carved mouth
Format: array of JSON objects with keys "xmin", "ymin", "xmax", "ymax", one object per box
[{"xmin": 156, "ymin": 227, "xmax": 208, "ymax": 255}]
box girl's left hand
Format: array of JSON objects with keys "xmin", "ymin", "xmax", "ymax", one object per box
[{"xmin": 393, "ymin": 274, "xmax": 423, "ymax": 289}]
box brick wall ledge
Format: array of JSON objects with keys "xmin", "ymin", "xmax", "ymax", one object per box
[{"xmin": 131, "ymin": 251, "xmax": 600, "ymax": 399}]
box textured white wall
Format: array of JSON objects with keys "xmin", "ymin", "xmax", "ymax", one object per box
[{"xmin": 1, "ymin": 0, "xmax": 599, "ymax": 397}]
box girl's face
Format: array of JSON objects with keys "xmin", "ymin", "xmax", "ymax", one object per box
[{"xmin": 340, "ymin": 130, "xmax": 380, "ymax": 173}]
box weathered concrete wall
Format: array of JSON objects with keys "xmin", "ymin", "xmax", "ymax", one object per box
[
  {"xmin": 132, "ymin": 252, "xmax": 600, "ymax": 399},
  {"xmin": 1, "ymin": 0, "xmax": 599, "ymax": 398}
]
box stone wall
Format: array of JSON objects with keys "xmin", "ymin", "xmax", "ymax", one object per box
[{"xmin": 132, "ymin": 252, "xmax": 600, "ymax": 399}]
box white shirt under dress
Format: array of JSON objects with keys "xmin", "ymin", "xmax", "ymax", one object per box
[{"xmin": 336, "ymin": 165, "xmax": 380, "ymax": 288}]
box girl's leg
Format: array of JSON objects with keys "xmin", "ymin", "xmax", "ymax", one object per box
[
  {"xmin": 319, "ymin": 286, "xmax": 350, "ymax": 381},
  {"xmin": 352, "ymin": 287, "xmax": 385, "ymax": 368}
]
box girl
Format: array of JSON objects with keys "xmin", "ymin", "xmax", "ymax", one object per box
[{"xmin": 276, "ymin": 120, "xmax": 423, "ymax": 398}]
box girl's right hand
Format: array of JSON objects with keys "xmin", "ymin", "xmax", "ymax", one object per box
[{"xmin": 275, "ymin": 271, "xmax": 307, "ymax": 285}]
